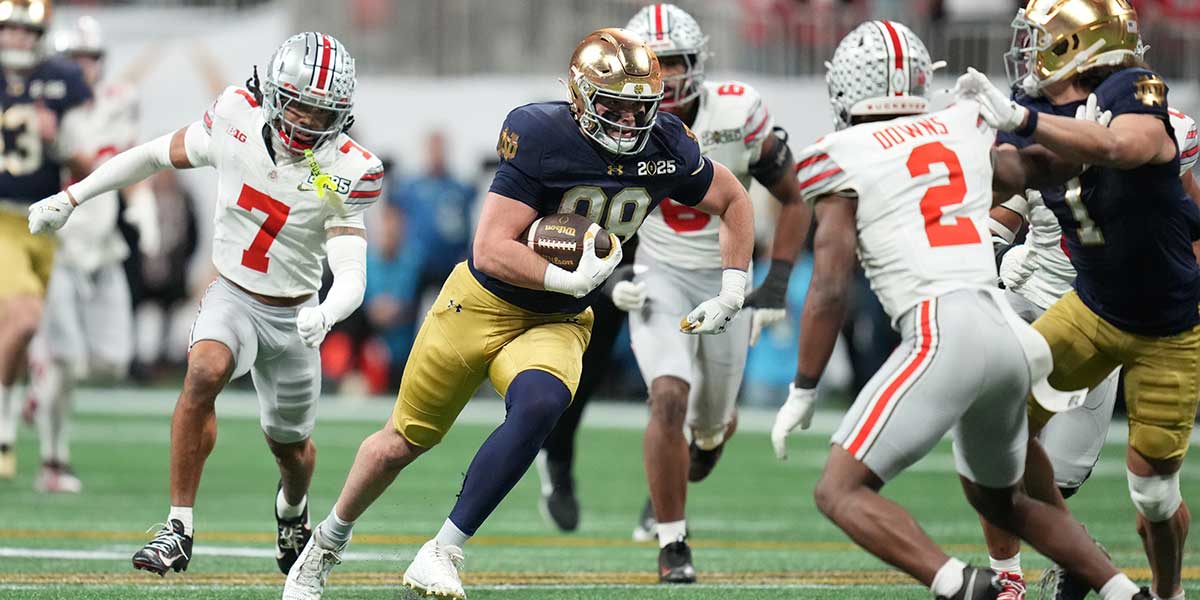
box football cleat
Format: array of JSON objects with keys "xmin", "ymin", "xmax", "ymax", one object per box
[
  {"xmin": 688, "ymin": 440, "xmax": 725, "ymax": 483},
  {"xmin": 632, "ymin": 497, "xmax": 656, "ymax": 542},
  {"xmin": 403, "ymin": 539, "xmax": 466, "ymax": 599},
  {"xmin": 0, "ymin": 445, "xmax": 15, "ymax": 480},
  {"xmin": 131, "ymin": 519, "xmax": 193, "ymax": 576},
  {"xmin": 282, "ymin": 528, "xmax": 344, "ymax": 600},
  {"xmin": 658, "ymin": 537, "xmax": 696, "ymax": 583},
  {"xmin": 996, "ymin": 571, "xmax": 1026, "ymax": 600},
  {"xmin": 1036, "ymin": 532, "xmax": 1109, "ymax": 600},
  {"xmin": 34, "ymin": 462, "xmax": 82, "ymax": 494},
  {"xmin": 1131, "ymin": 588, "xmax": 1154, "ymax": 600},
  {"xmin": 275, "ymin": 482, "xmax": 312, "ymax": 574},
  {"xmin": 535, "ymin": 450, "xmax": 579, "ymax": 532},
  {"xmin": 937, "ymin": 567, "xmax": 1001, "ymax": 600}
]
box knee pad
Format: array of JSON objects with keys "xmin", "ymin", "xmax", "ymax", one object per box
[{"xmin": 1127, "ymin": 468, "xmax": 1183, "ymax": 522}]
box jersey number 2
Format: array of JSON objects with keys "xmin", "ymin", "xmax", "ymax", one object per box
[
  {"xmin": 907, "ymin": 142, "xmax": 980, "ymax": 248},
  {"xmin": 236, "ymin": 185, "xmax": 290, "ymax": 273}
]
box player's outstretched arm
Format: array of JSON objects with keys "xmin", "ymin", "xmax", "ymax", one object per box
[
  {"xmin": 681, "ymin": 162, "xmax": 754, "ymax": 335},
  {"xmin": 771, "ymin": 193, "xmax": 857, "ymax": 458},
  {"xmin": 28, "ymin": 123, "xmax": 210, "ymax": 235}
]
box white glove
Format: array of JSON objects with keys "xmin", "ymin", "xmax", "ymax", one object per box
[
  {"xmin": 750, "ymin": 308, "xmax": 786, "ymax": 346},
  {"xmin": 543, "ymin": 227, "xmax": 623, "ymax": 298},
  {"xmin": 27, "ymin": 191, "xmax": 75, "ymax": 235},
  {"xmin": 955, "ymin": 67, "xmax": 1029, "ymax": 132},
  {"xmin": 296, "ymin": 306, "xmax": 331, "ymax": 348},
  {"xmin": 611, "ymin": 280, "xmax": 647, "ymax": 311},
  {"xmin": 999, "ymin": 244, "xmax": 1034, "ymax": 290},
  {"xmin": 1073, "ymin": 93, "xmax": 1112, "ymax": 127},
  {"xmin": 681, "ymin": 269, "xmax": 747, "ymax": 335},
  {"xmin": 771, "ymin": 384, "xmax": 817, "ymax": 460},
  {"xmin": 124, "ymin": 188, "xmax": 161, "ymax": 255}
]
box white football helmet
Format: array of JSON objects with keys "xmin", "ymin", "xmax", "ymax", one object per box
[
  {"xmin": 624, "ymin": 3, "xmax": 708, "ymax": 109},
  {"xmin": 260, "ymin": 32, "xmax": 356, "ymax": 153},
  {"xmin": 825, "ymin": 21, "xmax": 939, "ymax": 130},
  {"xmin": 47, "ymin": 15, "xmax": 102, "ymax": 57}
]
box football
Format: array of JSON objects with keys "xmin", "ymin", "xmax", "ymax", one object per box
[{"xmin": 522, "ymin": 212, "xmax": 614, "ymax": 271}]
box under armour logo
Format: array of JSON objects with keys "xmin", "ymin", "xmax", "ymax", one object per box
[
  {"xmin": 447, "ymin": 299, "xmax": 463, "ymax": 313},
  {"xmin": 607, "ymin": 164, "xmax": 624, "ymax": 176}
]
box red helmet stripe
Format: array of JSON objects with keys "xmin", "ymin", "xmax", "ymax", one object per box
[
  {"xmin": 316, "ymin": 34, "xmax": 333, "ymax": 91},
  {"xmin": 881, "ymin": 21, "xmax": 905, "ymax": 96},
  {"xmin": 654, "ymin": 4, "xmax": 665, "ymax": 40}
]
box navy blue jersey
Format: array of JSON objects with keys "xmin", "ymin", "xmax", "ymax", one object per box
[
  {"xmin": 0, "ymin": 57, "xmax": 92, "ymax": 204},
  {"xmin": 999, "ymin": 68, "xmax": 1200, "ymax": 336},
  {"xmin": 474, "ymin": 101, "xmax": 715, "ymax": 314}
]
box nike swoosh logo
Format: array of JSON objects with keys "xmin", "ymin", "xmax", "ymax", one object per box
[
  {"xmin": 157, "ymin": 552, "xmax": 182, "ymax": 566},
  {"xmin": 297, "ymin": 183, "xmax": 315, "ymax": 192}
]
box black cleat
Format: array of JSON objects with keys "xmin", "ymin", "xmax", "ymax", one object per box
[
  {"xmin": 275, "ymin": 482, "xmax": 312, "ymax": 574},
  {"xmin": 535, "ymin": 451, "xmax": 580, "ymax": 532},
  {"xmin": 936, "ymin": 567, "xmax": 1001, "ymax": 600},
  {"xmin": 1132, "ymin": 588, "xmax": 1154, "ymax": 600},
  {"xmin": 688, "ymin": 440, "xmax": 725, "ymax": 482},
  {"xmin": 132, "ymin": 519, "xmax": 193, "ymax": 576},
  {"xmin": 658, "ymin": 537, "xmax": 696, "ymax": 583}
]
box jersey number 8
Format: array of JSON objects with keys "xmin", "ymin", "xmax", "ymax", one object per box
[{"xmin": 557, "ymin": 186, "xmax": 650, "ymax": 240}]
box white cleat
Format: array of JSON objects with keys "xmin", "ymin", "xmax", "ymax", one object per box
[
  {"xmin": 282, "ymin": 530, "xmax": 344, "ymax": 600},
  {"xmin": 34, "ymin": 464, "xmax": 83, "ymax": 494},
  {"xmin": 403, "ymin": 539, "xmax": 466, "ymax": 599}
]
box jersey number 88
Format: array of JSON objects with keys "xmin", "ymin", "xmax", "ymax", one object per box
[{"xmin": 557, "ymin": 186, "xmax": 650, "ymax": 241}]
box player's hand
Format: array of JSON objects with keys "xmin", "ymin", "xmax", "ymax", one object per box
[
  {"xmin": 745, "ymin": 260, "xmax": 792, "ymax": 345},
  {"xmin": 296, "ymin": 307, "xmax": 331, "ymax": 347},
  {"xmin": 771, "ymin": 384, "xmax": 817, "ymax": 460},
  {"xmin": 27, "ymin": 191, "xmax": 75, "ymax": 235},
  {"xmin": 1073, "ymin": 93, "xmax": 1112, "ymax": 127},
  {"xmin": 124, "ymin": 190, "xmax": 161, "ymax": 255},
  {"xmin": 681, "ymin": 269, "xmax": 747, "ymax": 335},
  {"xmin": 544, "ymin": 228, "xmax": 623, "ymax": 298},
  {"xmin": 998, "ymin": 244, "xmax": 1034, "ymax": 289},
  {"xmin": 955, "ymin": 67, "xmax": 1028, "ymax": 133},
  {"xmin": 611, "ymin": 280, "xmax": 647, "ymax": 311}
]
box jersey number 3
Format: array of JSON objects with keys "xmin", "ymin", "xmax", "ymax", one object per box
[
  {"xmin": 237, "ymin": 184, "xmax": 290, "ymax": 273},
  {"xmin": 907, "ymin": 142, "xmax": 980, "ymax": 248}
]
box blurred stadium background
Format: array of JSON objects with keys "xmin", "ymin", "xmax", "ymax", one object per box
[{"xmin": 4, "ymin": 1, "xmax": 1200, "ymax": 598}]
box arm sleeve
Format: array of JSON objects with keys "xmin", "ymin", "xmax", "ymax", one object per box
[
  {"xmin": 795, "ymin": 144, "xmax": 854, "ymax": 205},
  {"xmin": 319, "ymin": 234, "xmax": 368, "ymax": 324},
  {"xmin": 487, "ymin": 107, "xmax": 545, "ymax": 207},
  {"xmin": 66, "ymin": 123, "xmax": 209, "ymax": 205}
]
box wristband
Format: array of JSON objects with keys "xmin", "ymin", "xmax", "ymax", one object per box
[
  {"xmin": 1014, "ymin": 109, "xmax": 1038, "ymax": 138},
  {"xmin": 793, "ymin": 374, "xmax": 819, "ymax": 390}
]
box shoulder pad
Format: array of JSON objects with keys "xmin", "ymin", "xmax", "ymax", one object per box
[
  {"xmin": 1170, "ymin": 107, "xmax": 1199, "ymax": 175},
  {"xmin": 795, "ymin": 138, "xmax": 853, "ymax": 205},
  {"xmin": 493, "ymin": 102, "xmax": 559, "ymax": 176},
  {"xmin": 1095, "ymin": 67, "xmax": 1169, "ymax": 117},
  {"xmin": 203, "ymin": 85, "xmax": 260, "ymax": 134},
  {"xmin": 704, "ymin": 80, "xmax": 773, "ymax": 148},
  {"xmin": 653, "ymin": 110, "xmax": 704, "ymax": 172}
]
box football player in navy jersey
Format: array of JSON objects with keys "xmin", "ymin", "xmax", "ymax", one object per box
[
  {"xmin": 283, "ymin": 28, "xmax": 754, "ymax": 600},
  {"xmin": 960, "ymin": 1, "xmax": 1200, "ymax": 598},
  {"xmin": 0, "ymin": 0, "xmax": 92, "ymax": 480}
]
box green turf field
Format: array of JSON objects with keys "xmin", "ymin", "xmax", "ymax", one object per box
[{"xmin": 1, "ymin": 393, "xmax": 1197, "ymax": 599}]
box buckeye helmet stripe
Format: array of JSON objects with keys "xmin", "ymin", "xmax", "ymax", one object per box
[
  {"xmin": 315, "ymin": 34, "xmax": 333, "ymax": 92},
  {"xmin": 880, "ymin": 21, "xmax": 906, "ymax": 96},
  {"xmin": 654, "ymin": 3, "xmax": 666, "ymax": 40}
]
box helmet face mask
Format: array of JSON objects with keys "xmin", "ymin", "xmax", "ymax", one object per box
[
  {"xmin": 657, "ymin": 52, "xmax": 704, "ymax": 109},
  {"xmin": 567, "ymin": 28, "xmax": 664, "ymax": 156},
  {"xmin": 261, "ymin": 32, "xmax": 355, "ymax": 154},
  {"xmin": 1006, "ymin": 0, "xmax": 1144, "ymax": 96}
]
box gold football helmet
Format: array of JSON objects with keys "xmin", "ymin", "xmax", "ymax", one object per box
[
  {"xmin": 0, "ymin": 0, "xmax": 52, "ymax": 69},
  {"xmin": 567, "ymin": 28, "xmax": 663, "ymax": 156},
  {"xmin": 1006, "ymin": 0, "xmax": 1143, "ymax": 95}
]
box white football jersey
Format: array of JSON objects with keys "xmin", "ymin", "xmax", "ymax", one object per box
[
  {"xmin": 638, "ymin": 80, "xmax": 772, "ymax": 270},
  {"xmin": 795, "ymin": 101, "xmax": 997, "ymax": 323},
  {"xmin": 200, "ymin": 86, "xmax": 383, "ymax": 297},
  {"xmin": 1002, "ymin": 107, "xmax": 1199, "ymax": 310},
  {"xmin": 57, "ymin": 81, "xmax": 141, "ymax": 272}
]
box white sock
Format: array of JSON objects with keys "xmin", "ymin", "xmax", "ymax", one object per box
[
  {"xmin": 434, "ymin": 518, "xmax": 470, "ymax": 549},
  {"xmin": 0, "ymin": 384, "xmax": 16, "ymax": 447},
  {"xmin": 276, "ymin": 487, "xmax": 307, "ymax": 519},
  {"xmin": 931, "ymin": 558, "xmax": 968, "ymax": 599},
  {"xmin": 989, "ymin": 553, "xmax": 1022, "ymax": 577},
  {"xmin": 657, "ymin": 519, "xmax": 687, "ymax": 548},
  {"xmin": 317, "ymin": 509, "xmax": 354, "ymax": 549},
  {"xmin": 168, "ymin": 506, "xmax": 194, "ymax": 537},
  {"xmin": 1098, "ymin": 573, "xmax": 1140, "ymax": 600}
]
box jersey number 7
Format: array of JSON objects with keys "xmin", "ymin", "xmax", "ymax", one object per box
[
  {"xmin": 237, "ymin": 184, "xmax": 291, "ymax": 273},
  {"xmin": 907, "ymin": 142, "xmax": 980, "ymax": 248}
]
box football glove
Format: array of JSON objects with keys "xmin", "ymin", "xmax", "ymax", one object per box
[
  {"xmin": 1074, "ymin": 93, "xmax": 1112, "ymax": 128},
  {"xmin": 745, "ymin": 260, "xmax": 792, "ymax": 346},
  {"xmin": 771, "ymin": 384, "xmax": 817, "ymax": 460},
  {"xmin": 296, "ymin": 307, "xmax": 331, "ymax": 348},
  {"xmin": 602, "ymin": 264, "xmax": 648, "ymax": 312},
  {"xmin": 543, "ymin": 228, "xmax": 623, "ymax": 298},
  {"xmin": 955, "ymin": 68, "xmax": 1028, "ymax": 133},
  {"xmin": 27, "ymin": 191, "xmax": 75, "ymax": 235},
  {"xmin": 681, "ymin": 269, "xmax": 747, "ymax": 335}
]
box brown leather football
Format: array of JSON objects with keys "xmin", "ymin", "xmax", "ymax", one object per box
[{"xmin": 522, "ymin": 213, "xmax": 613, "ymax": 272}]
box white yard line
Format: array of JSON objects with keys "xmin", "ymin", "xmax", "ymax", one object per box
[{"xmin": 0, "ymin": 546, "xmax": 402, "ymax": 562}]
